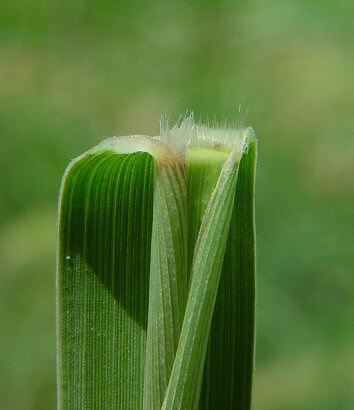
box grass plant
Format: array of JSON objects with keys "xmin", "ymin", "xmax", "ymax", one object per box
[{"xmin": 56, "ymin": 116, "xmax": 257, "ymax": 409}]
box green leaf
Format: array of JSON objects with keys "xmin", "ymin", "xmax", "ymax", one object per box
[
  {"xmin": 143, "ymin": 150, "xmax": 189, "ymax": 410},
  {"xmin": 57, "ymin": 131, "xmax": 193, "ymax": 409},
  {"xmin": 161, "ymin": 142, "xmax": 245, "ymax": 410},
  {"xmin": 57, "ymin": 149, "xmax": 154, "ymax": 409},
  {"xmin": 57, "ymin": 122, "xmax": 257, "ymax": 410},
  {"xmin": 199, "ymin": 138, "xmax": 257, "ymax": 409},
  {"xmin": 185, "ymin": 139, "xmax": 257, "ymax": 409}
]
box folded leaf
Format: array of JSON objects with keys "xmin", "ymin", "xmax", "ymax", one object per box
[
  {"xmin": 162, "ymin": 139, "xmax": 246, "ymax": 410},
  {"xmin": 200, "ymin": 137, "xmax": 257, "ymax": 409},
  {"xmin": 57, "ymin": 121, "xmax": 257, "ymax": 410},
  {"xmin": 143, "ymin": 128, "xmax": 190, "ymax": 410}
]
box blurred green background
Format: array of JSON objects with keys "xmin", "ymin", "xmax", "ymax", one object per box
[{"xmin": 1, "ymin": 0, "xmax": 353, "ymax": 409}]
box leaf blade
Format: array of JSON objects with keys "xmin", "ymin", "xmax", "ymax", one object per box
[
  {"xmin": 162, "ymin": 146, "xmax": 243, "ymax": 410},
  {"xmin": 199, "ymin": 138, "xmax": 257, "ymax": 409},
  {"xmin": 57, "ymin": 150, "xmax": 154, "ymax": 409},
  {"xmin": 143, "ymin": 158, "xmax": 189, "ymax": 410}
]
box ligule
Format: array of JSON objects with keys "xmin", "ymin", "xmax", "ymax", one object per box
[{"xmin": 57, "ymin": 117, "xmax": 256, "ymax": 410}]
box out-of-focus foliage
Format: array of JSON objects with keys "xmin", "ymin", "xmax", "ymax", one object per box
[{"xmin": 0, "ymin": 0, "xmax": 353, "ymax": 409}]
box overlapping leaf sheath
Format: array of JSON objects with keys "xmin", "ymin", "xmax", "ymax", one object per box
[
  {"xmin": 198, "ymin": 139, "xmax": 256, "ymax": 409},
  {"xmin": 143, "ymin": 154, "xmax": 189, "ymax": 410},
  {"xmin": 57, "ymin": 120, "xmax": 256, "ymax": 410}
]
